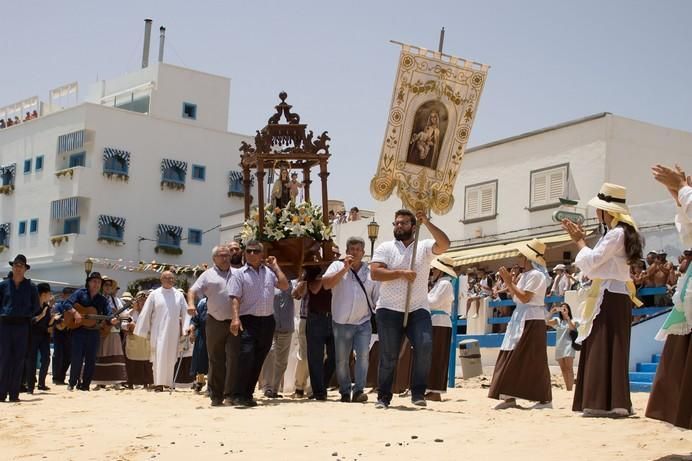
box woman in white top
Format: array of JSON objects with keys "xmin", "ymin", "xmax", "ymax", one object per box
[
  {"xmin": 488, "ymin": 238, "xmax": 552, "ymax": 409},
  {"xmin": 425, "ymin": 256, "xmax": 456, "ymax": 401},
  {"xmin": 646, "ymin": 164, "xmax": 692, "ymax": 429},
  {"xmin": 563, "ymin": 183, "xmax": 644, "ymax": 417}
]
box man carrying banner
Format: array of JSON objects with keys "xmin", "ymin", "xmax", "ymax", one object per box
[{"xmin": 370, "ymin": 209, "xmax": 449, "ymax": 408}]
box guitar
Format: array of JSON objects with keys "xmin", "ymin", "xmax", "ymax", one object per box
[{"xmin": 62, "ymin": 303, "xmax": 130, "ymax": 336}]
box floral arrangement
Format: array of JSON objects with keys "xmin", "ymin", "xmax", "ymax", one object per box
[{"xmin": 240, "ymin": 201, "xmax": 333, "ymax": 245}]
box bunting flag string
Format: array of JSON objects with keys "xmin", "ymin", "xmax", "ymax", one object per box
[{"xmin": 85, "ymin": 256, "xmax": 209, "ymax": 276}]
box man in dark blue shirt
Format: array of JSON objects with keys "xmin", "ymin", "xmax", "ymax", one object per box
[
  {"xmin": 63, "ymin": 272, "xmax": 113, "ymax": 391},
  {"xmin": 0, "ymin": 254, "xmax": 40, "ymax": 402},
  {"xmin": 51, "ymin": 287, "xmax": 75, "ymax": 385},
  {"xmin": 24, "ymin": 283, "xmax": 53, "ymax": 393}
]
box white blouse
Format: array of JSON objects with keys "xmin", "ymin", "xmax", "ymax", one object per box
[
  {"xmin": 676, "ymin": 185, "xmax": 692, "ymax": 247},
  {"xmin": 575, "ymin": 226, "xmax": 630, "ymax": 295}
]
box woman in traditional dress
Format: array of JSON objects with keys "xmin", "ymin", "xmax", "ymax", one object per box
[
  {"xmin": 562, "ymin": 183, "xmax": 643, "ymax": 417},
  {"xmin": 646, "ymin": 164, "xmax": 692, "ymax": 429},
  {"xmin": 92, "ymin": 277, "xmax": 128, "ymax": 389},
  {"xmin": 488, "ymin": 238, "xmax": 552, "ymax": 409},
  {"xmin": 122, "ymin": 291, "xmax": 154, "ymax": 388},
  {"xmin": 425, "ymin": 255, "xmax": 456, "ymax": 402}
]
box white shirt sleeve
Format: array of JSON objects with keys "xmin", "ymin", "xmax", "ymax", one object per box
[
  {"xmin": 575, "ymin": 227, "xmax": 625, "ymax": 275},
  {"xmin": 324, "ymin": 260, "xmax": 344, "ymax": 277},
  {"xmin": 371, "ymin": 242, "xmax": 389, "ymax": 265},
  {"xmin": 676, "ymin": 185, "xmax": 692, "ymax": 247}
]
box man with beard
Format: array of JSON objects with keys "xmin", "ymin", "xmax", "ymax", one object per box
[
  {"xmin": 228, "ymin": 240, "xmax": 244, "ymax": 269},
  {"xmin": 188, "ymin": 245, "xmax": 238, "ymax": 406},
  {"xmin": 370, "ymin": 209, "xmax": 450, "ymax": 408}
]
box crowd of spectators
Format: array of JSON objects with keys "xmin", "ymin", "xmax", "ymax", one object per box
[
  {"xmin": 461, "ymin": 248, "xmax": 691, "ymax": 329},
  {"xmin": 0, "ymin": 110, "xmax": 39, "ymax": 129},
  {"xmin": 328, "ymin": 206, "xmax": 360, "ymax": 225}
]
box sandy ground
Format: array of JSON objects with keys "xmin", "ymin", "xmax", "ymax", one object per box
[{"xmin": 1, "ymin": 376, "xmax": 690, "ymax": 461}]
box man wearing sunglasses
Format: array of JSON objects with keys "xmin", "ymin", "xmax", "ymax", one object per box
[{"xmin": 228, "ymin": 240, "xmax": 289, "ymax": 407}]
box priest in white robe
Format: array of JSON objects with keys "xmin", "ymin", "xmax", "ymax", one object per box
[{"xmin": 134, "ymin": 271, "xmax": 191, "ymax": 390}]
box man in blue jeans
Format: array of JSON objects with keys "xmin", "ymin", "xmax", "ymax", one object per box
[
  {"xmin": 322, "ymin": 237, "xmax": 379, "ymax": 403},
  {"xmin": 370, "ymin": 209, "xmax": 450, "ymax": 408}
]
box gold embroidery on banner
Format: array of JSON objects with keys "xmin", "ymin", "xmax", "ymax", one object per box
[{"xmin": 370, "ymin": 49, "xmax": 489, "ymax": 215}]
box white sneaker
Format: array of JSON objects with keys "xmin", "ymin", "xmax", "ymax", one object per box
[
  {"xmin": 533, "ymin": 401, "xmax": 552, "ymax": 409},
  {"xmin": 472, "ymin": 313, "xmax": 478, "ymax": 319}
]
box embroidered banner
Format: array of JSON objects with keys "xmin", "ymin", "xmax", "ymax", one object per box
[
  {"xmin": 370, "ymin": 43, "xmax": 489, "ymax": 215},
  {"xmin": 103, "ymin": 147, "xmax": 131, "ymax": 167}
]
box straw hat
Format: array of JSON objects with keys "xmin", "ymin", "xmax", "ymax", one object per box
[
  {"xmin": 553, "ymin": 263, "xmax": 567, "ymax": 271},
  {"xmin": 516, "ymin": 238, "xmax": 547, "ymax": 267},
  {"xmin": 121, "ymin": 291, "xmax": 134, "ymax": 302},
  {"xmin": 430, "ymin": 255, "xmax": 457, "ymax": 278},
  {"xmin": 588, "ymin": 183, "xmax": 630, "ymax": 215}
]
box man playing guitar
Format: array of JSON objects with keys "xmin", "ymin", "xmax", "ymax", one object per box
[{"xmin": 62, "ymin": 272, "xmax": 117, "ymax": 391}]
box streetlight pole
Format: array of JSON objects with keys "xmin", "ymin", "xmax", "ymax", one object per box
[{"xmin": 367, "ymin": 218, "xmax": 380, "ymax": 258}]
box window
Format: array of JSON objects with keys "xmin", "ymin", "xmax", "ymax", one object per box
[
  {"xmin": 463, "ymin": 180, "xmax": 497, "ymax": 222},
  {"xmin": 158, "ymin": 225, "xmax": 182, "ymax": 249},
  {"xmin": 188, "ymin": 229, "xmax": 202, "ymax": 245},
  {"xmin": 23, "ymin": 159, "xmax": 32, "ymax": 174},
  {"xmin": 182, "ymin": 102, "xmax": 197, "ymax": 120},
  {"xmin": 69, "ymin": 152, "xmax": 86, "ymax": 168},
  {"xmin": 29, "ymin": 219, "xmax": 38, "ymax": 234},
  {"xmin": 162, "ymin": 166, "xmax": 186, "ymax": 184},
  {"xmin": 191, "ymin": 165, "xmax": 206, "ymax": 181},
  {"xmin": 103, "ymin": 155, "xmax": 128, "ymax": 174},
  {"xmin": 99, "ymin": 222, "xmax": 124, "ymax": 241},
  {"xmin": 529, "ymin": 164, "xmax": 568, "ymax": 210},
  {"xmin": 35, "ymin": 155, "xmax": 44, "ymax": 172},
  {"xmin": 64, "ymin": 217, "xmax": 80, "ymax": 234},
  {"xmin": 18, "ymin": 221, "xmax": 27, "ymax": 235},
  {"xmin": 0, "ymin": 226, "xmax": 8, "ymax": 247}
]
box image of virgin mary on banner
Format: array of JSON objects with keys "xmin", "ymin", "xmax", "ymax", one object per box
[{"xmin": 370, "ymin": 42, "xmax": 489, "ymax": 215}]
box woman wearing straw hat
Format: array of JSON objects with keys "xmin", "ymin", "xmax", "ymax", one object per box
[
  {"xmin": 562, "ymin": 182, "xmax": 644, "ymax": 417},
  {"xmin": 488, "ymin": 238, "xmax": 552, "ymax": 409},
  {"xmin": 646, "ymin": 164, "xmax": 692, "ymax": 429},
  {"xmin": 425, "ymin": 255, "xmax": 457, "ymax": 401}
]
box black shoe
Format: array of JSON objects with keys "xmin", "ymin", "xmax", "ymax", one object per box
[
  {"xmin": 211, "ymin": 399, "xmax": 224, "ymax": 407},
  {"xmin": 0, "ymin": 394, "xmax": 6, "ymax": 402},
  {"xmin": 352, "ymin": 391, "xmax": 368, "ymax": 403},
  {"xmin": 293, "ymin": 389, "xmax": 305, "ymax": 398},
  {"xmin": 313, "ymin": 394, "xmax": 327, "ymax": 401},
  {"xmin": 67, "ymin": 385, "xmax": 75, "ymax": 391},
  {"xmin": 411, "ymin": 395, "xmax": 427, "ymax": 407},
  {"xmin": 38, "ymin": 385, "xmax": 50, "ymax": 391},
  {"xmin": 340, "ymin": 394, "xmax": 351, "ymax": 403},
  {"xmin": 9, "ymin": 396, "xmax": 20, "ymax": 402},
  {"xmin": 19, "ymin": 385, "xmax": 28, "ymax": 393},
  {"xmin": 27, "ymin": 388, "xmax": 34, "ymax": 395},
  {"xmin": 53, "ymin": 380, "xmax": 66, "ymax": 386},
  {"xmin": 233, "ymin": 398, "xmax": 258, "ymax": 407}
]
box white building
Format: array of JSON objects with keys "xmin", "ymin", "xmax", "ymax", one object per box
[
  {"xmin": 0, "ymin": 59, "xmax": 253, "ymax": 288},
  {"xmin": 365, "ymin": 113, "xmax": 692, "ymax": 267}
]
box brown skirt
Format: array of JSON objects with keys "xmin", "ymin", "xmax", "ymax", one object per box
[
  {"xmin": 125, "ymin": 359, "xmax": 153, "ymax": 385},
  {"xmin": 92, "ymin": 332, "xmax": 128, "ymax": 384},
  {"xmin": 174, "ymin": 356, "xmax": 194, "ymax": 384},
  {"xmin": 572, "ymin": 291, "xmax": 632, "ymax": 412},
  {"xmin": 428, "ymin": 326, "xmax": 452, "ymax": 393},
  {"xmin": 645, "ymin": 333, "xmax": 692, "ymax": 429},
  {"xmin": 365, "ymin": 338, "xmax": 413, "ymax": 393},
  {"xmin": 488, "ymin": 320, "xmax": 552, "ymax": 402}
]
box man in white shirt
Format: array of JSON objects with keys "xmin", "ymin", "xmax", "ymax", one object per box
[
  {"xmin": 370, "ymin": 209, "xmax": 450, "ymax": 408},
  {"xmin": 550, "ymin": 264, "xmax": 572, "ymax": 298},
  {"xmin": 322, "ymin": 237, "xmax": 379, "ymax": 403}
]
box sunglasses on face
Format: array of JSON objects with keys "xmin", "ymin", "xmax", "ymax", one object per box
[{"xmin": 246, "ymin": 249, "xmax": 262, "ymax": 254}]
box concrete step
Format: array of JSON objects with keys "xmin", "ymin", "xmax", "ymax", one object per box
[
  {"xmin": 630, "ymin": 381, "xmax": 652, "ymax": 392},
  {"xmin": 636, "ymin": 362, "xmax": 658, "ymax": 373},
  {"xmin": 652, "ymin": 354, "xmax": 661, "ymax": 363},
  {"xmin": 629, "ymin": 371, "xmax": 656, "ymax": 383}
]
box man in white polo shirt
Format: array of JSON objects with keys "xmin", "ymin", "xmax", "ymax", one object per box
[{"xmin": 370, "ymin": 209, "xmax": 450, "ymax": 408}]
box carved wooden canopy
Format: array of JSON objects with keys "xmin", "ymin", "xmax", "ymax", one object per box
[{"xmin": 239, "ymin": 91, "xmax": 331, "ymax": 171}]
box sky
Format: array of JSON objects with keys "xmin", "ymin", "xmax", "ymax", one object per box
[{"xmin": 2, "ymin": 0, "xmax": 691, "ymax": 210}]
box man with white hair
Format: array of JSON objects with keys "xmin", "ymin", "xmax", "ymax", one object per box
[
  {"xmin": 550, "ymin": 264, "xmax": 571, "ymax": 298},
  {"xmin": 135, "ymin": 271, "xmax": 190, "ymax": 391}
]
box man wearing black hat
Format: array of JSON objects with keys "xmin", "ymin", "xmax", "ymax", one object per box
[
  {"xmin": 51, "ymin": 287, "xmax": 76, "ymax": 385},
  {"xmin": 62, "ymin": 272, "xmax": 113, "ymax": 391},
  {"xmin": 0, "ymin": 254, "xmax": 40, "ymax": 402}
]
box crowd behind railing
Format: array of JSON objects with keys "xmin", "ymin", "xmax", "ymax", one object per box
[{"xmin": 0, "ymin": 110, "xmax": 39, "ymax": 129}]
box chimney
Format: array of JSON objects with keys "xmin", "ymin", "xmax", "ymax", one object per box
[
  {"xmin": 142, "ymin": 19, "xmax": 153, "ymax": 68},
  {"xmin": 158, "ymin": 26, "xmax": 166, "ymax": 63}
]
